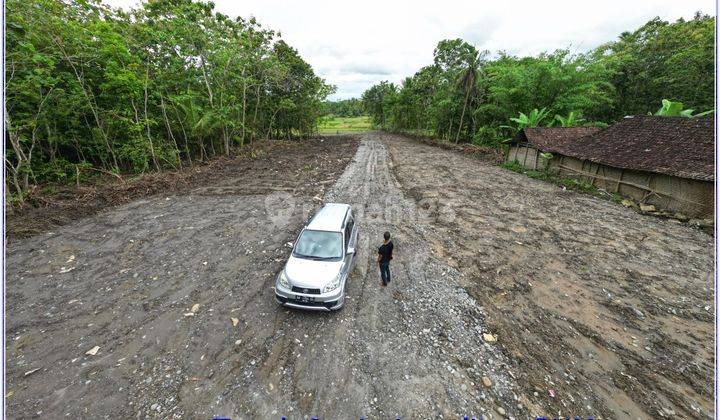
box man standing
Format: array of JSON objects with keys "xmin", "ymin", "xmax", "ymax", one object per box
[{"xmin": 377, "ymin": 231, "xmax": 394, "ymax": 287}]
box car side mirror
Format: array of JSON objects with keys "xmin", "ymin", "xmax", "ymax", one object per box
[{"xmin": 347, "ymin": 246, "xmax": 355, "ymax": 255}]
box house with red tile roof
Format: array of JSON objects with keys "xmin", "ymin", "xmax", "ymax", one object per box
[{"xmin": 506, "ymin": 116, "xmax": 713, "ymax": 218}]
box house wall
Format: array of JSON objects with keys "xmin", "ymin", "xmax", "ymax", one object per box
[
  {"xmin": 505, "ymin": 147, "xmax": 713, "ymax": 218},
  {"xmin": 550, "ymin": 155, "xmax": 713, "ymax": 218},
  {"xmin": 506, "ymin": 145, "xmax": 547, "ymax": 170}
]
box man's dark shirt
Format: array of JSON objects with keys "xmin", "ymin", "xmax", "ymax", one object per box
[{"xmin": 378, "ymin": 241, "xmax": 394, "ymax": 264}]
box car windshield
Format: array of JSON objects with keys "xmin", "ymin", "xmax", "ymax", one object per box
[{"xmin": 293, "ymin": 230, "xmax": 343, "ymax": 260}]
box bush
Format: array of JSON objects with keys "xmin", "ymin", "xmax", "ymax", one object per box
[
  {"xmin": 501, "ymin": 160, "xmax": 523, "ymax": 172},
  {"xmin": 34, "ymin": 158, "xmax": 80, "ymax": 183},
  {"xmin": 117, "ymin": 136, "xmax": 151, "ymax": 172},
  {"xmin": 471, "ymin": 126, "xmax": 503, "ymax": 147}
]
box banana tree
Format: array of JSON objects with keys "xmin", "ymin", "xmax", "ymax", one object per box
[
  {"xmin": 502, "ymin": 108, "xmax": 550, "ymax": 131},
  {"xmin": 654, "ymin": 99, "xmax": 714, "ymax": 117},
  {"xmin": 554, "ymin": 111, "xmax": 585, "ymax": 127}
]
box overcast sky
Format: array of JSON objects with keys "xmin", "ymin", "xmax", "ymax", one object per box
[{"xmin": 106, "ymin": 0, "xmax": 714, "ymax": 100}]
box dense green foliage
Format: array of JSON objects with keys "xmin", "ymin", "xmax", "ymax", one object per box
[
  {"xmin": 321, "ymin": 98, "xmax": 364, "ymax": 117},
  {"xmin": 601, "ymin": 15, "xmax": 714, "ymax": 118},
  {"xmin": 362, "ymin": 13, "xmax": 714, "ymax": 145},
  {"xmin": 6, "ymin": 0, "xmax": 332, "ymax": 197}
]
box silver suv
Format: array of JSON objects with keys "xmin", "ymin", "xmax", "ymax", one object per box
[{"xmin": 274, "ymin": 203, "xmax": 358, "ymax": 311}]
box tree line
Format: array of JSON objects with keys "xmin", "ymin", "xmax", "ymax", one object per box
[
  {"xmin": 321, "ymin": 98, "xmax": 364, "ymax": 118},
  {"xmin": 6, "ymin": 0, "xmax": 334, "ymax": 199},
  {"xmin": 361, "ymin": 13, "xmax": 714, "ymax": 144}
]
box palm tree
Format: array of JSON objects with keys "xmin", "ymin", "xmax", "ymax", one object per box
[{"xmin": 455, "ymin": 52, "xmax": 485, "ymax": 143}]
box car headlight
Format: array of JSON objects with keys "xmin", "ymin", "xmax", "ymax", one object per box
[
  {"xmin": 323, "ymin": 274, "xmax": 342, "ymax": 293},
  {"xmin": 277, "ymin": 271, "xmax": 291, "ymax": 289}
]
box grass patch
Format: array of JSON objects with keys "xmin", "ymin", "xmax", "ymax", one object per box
[
  {"xmin": 500, "ymin": 160, "xmax": 524, "ymax": 172},
  {"xmin": 318, "ymin": 116, "xmax": 372, "ymax": 134},
  {"xmin": 501, "ymin": 160, "xmax": 622, "ymax": 203}
]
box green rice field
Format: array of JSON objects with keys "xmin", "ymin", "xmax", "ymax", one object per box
[{"xmin": 317, "ymin": 116, "xmax": 373, "ymax": 134}]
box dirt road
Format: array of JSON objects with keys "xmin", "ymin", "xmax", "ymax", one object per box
[{"xmin": 7, "ymin": 133, "xmax": 713, "ymax": 419}]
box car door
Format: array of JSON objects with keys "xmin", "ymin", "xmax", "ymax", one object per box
[
  {"xmin": 350, "ymin": 217, "xmax": 358, "ymax": 266},
  {"xmin": 342, "ymin": 214, "xmax": 356, "ymax": 276}
]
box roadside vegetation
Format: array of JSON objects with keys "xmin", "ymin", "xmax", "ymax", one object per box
[
  {"xmin": 6, "ymin": 2, "xmax": 713, "ymax": 206},
  {"xmin": 361, "ymin": 13, "xmax": 714, "ymax": 145},
  {"xmin": 501, "ymin": 160, "xmax": 621, "ymax": 202},
  {"xmin": 6, "ymin": 0, "xmax": 334, "ymax": 202}
]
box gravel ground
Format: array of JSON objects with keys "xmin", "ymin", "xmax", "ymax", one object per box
[
  {"xmin": 6, "ymin": 132, "xmax": 713, "ymax": 419},
  {"xmin": 384, "ymin": 133, "xmax": 714, "ymax": 419}
]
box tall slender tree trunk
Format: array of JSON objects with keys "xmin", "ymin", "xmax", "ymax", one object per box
[
  {"xmin": 199, "ymin": 54, "xmax": 214, "ymax": 107},
  {"xmin": 53, "ymin": 37, "xmax": 118, "ymax": 169},
  {"xmin": 198, "ymin": 52, "xmax": 218, "ymax": 158},
  {"xmin": 170, "ymin": 103, "xmax": 192, "ymax": 166},
  {"xmin": 160, "ymin": 96, "xmax": 181, "ymax": 169},
  {"xmin": 46, "ymin": 123, "xmax": 56, "ymax": 161},
  {"xmin": 252, "ymin": 84, "xmax": 261, "ymax": 142},
  {"xmin": 5, "ymin": 88, "xmax": 52, "ymax": 196},
  {"xmin": 199, "ymin": 138, "xmax": 207, "ymax": 161},
  {"xmin": 240, "ymin": 68, "xmax": 248, "ymax": 147},
  {"xmin": 144, "ymin": 66, "xmax": 160, "ymax": 171},
  {"xmin": 266, "ymin": 107, "xmax": 280, "ymax": 139},
  {"xmin": 5, "ymin": 116, "xmax": 26, "ymax": 200},
  {"xmin": 455, "ymin": 88, "xmax": 471, "ymax": 143},
  {"xmin": 5, "ymin": 177, "xmax": 14, "ymax": 212},
  {"xmin": 222, "ymin": 125, "xmax": 230, "ymax": 156},
  {"xmin": 72, "ymin": 135, "xmax": 85, "ymax": 162}
]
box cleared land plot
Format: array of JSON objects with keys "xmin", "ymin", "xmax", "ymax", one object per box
[{"xmin": 6, "ymin": 133, "xmax": 712, "ymax": 419}]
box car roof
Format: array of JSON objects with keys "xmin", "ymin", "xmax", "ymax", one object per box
[{"xmin": 305, "ymin": 203, "xmax": 351, "ymax": 232}]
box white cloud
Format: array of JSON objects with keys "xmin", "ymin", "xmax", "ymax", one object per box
[{"xmin": 106, "ymin": 0, "xmax": 713, "ymax": 99}]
